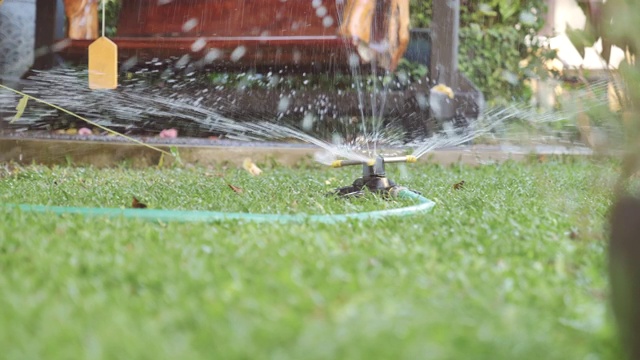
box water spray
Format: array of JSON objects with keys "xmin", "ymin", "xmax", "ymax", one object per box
[{"xmin": 329, "ymin": 154, "xmax": 421, "ymax": 198}]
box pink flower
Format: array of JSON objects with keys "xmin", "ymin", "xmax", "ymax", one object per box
[
  {"xmin": 78, "ymin": 127, "xmax": 92, "ymax": 136},
  {"xmin": 159, "ymin": 128, "xmax": 178, "ymax": 138}
]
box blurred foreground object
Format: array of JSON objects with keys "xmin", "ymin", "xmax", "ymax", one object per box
[
  {"xmin": 609, "ymin": 196, "xmax": 640, "ymax": 360},
  {"xmin": 0, "ymin": 0, "xmax": 36, "ymax": 79},
  {"xmin": 339, "ymin": 0, "xmax": 409, "ymax": 71},
  {"xmin": 603, "ymin": 0, "xmax": 640, "ymax": 355},
  {"xmin": 63, "ymin": 0, "xmax": 98, "ymax": 40}
]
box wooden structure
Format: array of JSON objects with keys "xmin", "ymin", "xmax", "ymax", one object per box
[
  {"xmin": 57, "ymin": 0, "xmax": 411, "ymax": 71},
  {"xmin": 32, "ymin": 0, "xmax": 484, "ymax": 132}
]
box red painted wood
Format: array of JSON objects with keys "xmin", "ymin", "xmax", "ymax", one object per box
[
  {"xmin": 60, "ymin": 36, "xmax": 358, "ymax": 69},
  {"xmin": 117, "ymin": 0, "xmax": 343, "ymax": 38},
  {"xmin": 60, "ymin": 0, "xmax": 382, "ymax": 68}
]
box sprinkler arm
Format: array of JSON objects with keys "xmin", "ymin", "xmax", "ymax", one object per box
[
  {"xmin": 330, "ymin": 155, "xmax": 417, "ymax": 169},
  {"xmin": 329, "ymin": 155, "xmax": 420, "ymax": 198}
]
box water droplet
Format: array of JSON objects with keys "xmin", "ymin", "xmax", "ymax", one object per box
[
  {"xmin": 182, "ymin": 18, "xmax": 199, "ymax": 32},
  {"xmin": 501, "ymin": 70, "xmax": 519, "ymax": 85},
  {"xmin": 175, "ymin": 54, "xmax": 191, "ymax": 68},
  {"xmin": 415, "ymin": 93, "xmax": 428, "ymax": 110},
  {"xmin": 230, "ymin": 46, "xmax": 247, "ymax": 62},
  {"xmin": 191, "ymin": 38, "xmax": 206, "ymax": 52},
  {"xmin": 322, "ymin": 16, "xmax": 334, "ymax": 28},
  {"xmin": 278, "ymin": 97, "xmax": 291, "ymax": 113},
  {"xmin": 519, "ymin": 11, "xmax": 537, "ymax": 26},
  {"xmin": 51, "ymin": 39, "xmax": 71, "ymax": 52},
  {"xmin": 204, "ymin": 48, "xmax": 223, "ymax": 64},
  {"xmin": 301, "ymin": 113, "xmax": 315, "ymax": 131},
  {"xmin": 121, "ymin": 56, "xmax": 138, "ymax": 72},
  {"xmin": 316, "ymin": 6, "xmax": 328, "ymax": 17},
  {"xmin": 292, "ymin": 49, "xmax": 302, "ymax": 64},
  {"xmin": 348, "ymin": 53, "xmax": 360, "ymax": 68}
]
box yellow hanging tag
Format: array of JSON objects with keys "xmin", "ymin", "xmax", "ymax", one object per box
[
  {"xmin": 88, "ymin": 36, "xmax": 118, "ymax": 89},
  {"xmin": 88, "ymin": 0, "xmax": 117, "ymax": 89}
]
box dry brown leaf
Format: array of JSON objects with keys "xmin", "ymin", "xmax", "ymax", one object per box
[
  {"xmin": 243, "ymin": 158, "xmax": 262, "ymax": 176},
  {"xmin": 568, "ymin": 229, "xmax": 579, "ymax": 240},
  {"xmin": 131, "ymin": 197, "xmax": 148, "ymax": 209},
  {"xmin": 453, "ymin": 180, "xmax": 465, "ymax": 190},
  {"xmin": 228, "ymin": 184, "xmax": 243, "ymax": 194}
]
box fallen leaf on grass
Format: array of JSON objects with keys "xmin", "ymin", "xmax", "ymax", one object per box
[
  {"xmin": 243, "ymin": 158, "xmax": 262, "ymax": 176},
  {"xmin": 453, "ymin": 180, "xmax": 465, "ymax": 190},
  {"xmin": 227, "ymin": 184, "xmax": 243, "ymax": 194},
  {"xmin": 131, "ymin": 197, "xmax": 148, "ymax": 208},
  {"xmin": 0, "ymin": 162, "xmax": 20, "ymax": 178},
  {"xmin": 11, "ymin": 95, "xmax": 29, "ymax": 123}
]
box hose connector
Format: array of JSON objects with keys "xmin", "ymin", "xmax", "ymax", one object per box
[{"xmin": 388, "ymin": 186, "xmax": 409, "ymax": 199}]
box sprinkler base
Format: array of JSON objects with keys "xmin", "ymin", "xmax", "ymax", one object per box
[
  {"xmin": 330, "ymin": 155, "xmax": 422, "ymax": 198},
  {"xmin": 332, "ymin": 177, "xmax": 422, "ymax": 198}
]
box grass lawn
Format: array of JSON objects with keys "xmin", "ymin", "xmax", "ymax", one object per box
[{"xmin": 0, "ymin": 157, "xmax": 623, "ymax": 359}]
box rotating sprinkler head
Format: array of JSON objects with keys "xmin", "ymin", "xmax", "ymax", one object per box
[{"xmin": 330, "ymin": 155, "xmax": 420, "ymax": 198}]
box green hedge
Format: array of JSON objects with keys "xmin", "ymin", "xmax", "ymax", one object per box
[{"xmin": 411, "ymin": 0, "xmax": 557, "ymax": 104}]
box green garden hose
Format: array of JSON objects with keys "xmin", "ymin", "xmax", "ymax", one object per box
[{"xmin": 6, "ymin": 188, "xmax": 434, "ymax": 224}]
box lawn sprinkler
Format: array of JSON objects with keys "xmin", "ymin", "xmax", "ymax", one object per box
[{"xmin": 330, "ymin": 155, "xmax": 421, "ymax": 198}]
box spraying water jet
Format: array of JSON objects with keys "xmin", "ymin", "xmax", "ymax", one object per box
[{"xmin": 5, "ymin": 0, "xmax": 484, "ymax": 146}]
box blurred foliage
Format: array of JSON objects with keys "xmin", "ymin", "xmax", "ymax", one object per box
[
  {"xmin": 563, "ymin": 0, "xmax": 639, "ymax": 198},
  {"xmin": 565, "ymin": 0, "xmax": 637, "ymax": 65},
  {"xmin": 99, "ymin": 0, "xmax": 121, "ymax": 37},
  {"xmin": 566, "ymin": 1, "xmax": 639, "ymax": 142},
  {"xmin": 206, "ymin": 59, "xmax": 427, "ymax": 92},
  {"xmin": 410, "ymin": 0, "xmax": 558, "ymax": 104}
]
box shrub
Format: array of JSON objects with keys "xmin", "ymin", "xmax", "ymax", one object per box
[{"xmin": 411, "ymin": 0, "xmax": 558, "ymax": 104}]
